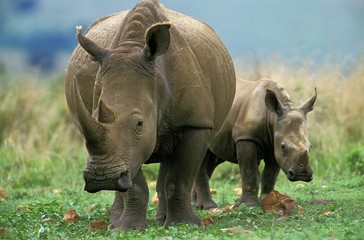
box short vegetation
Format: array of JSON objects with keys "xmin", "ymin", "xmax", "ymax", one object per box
[{"xmin": 0, "ymin": 58, "xmax": 363, "ymax": 239}]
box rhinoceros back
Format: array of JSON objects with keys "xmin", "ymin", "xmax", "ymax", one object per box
[
  {"xmin": 66, "ymin": 3, "xmax": 235, "ymax": 135},
  {"xmin": 159, "ymin": 6, "xmax": 235, "ymax": 132}
]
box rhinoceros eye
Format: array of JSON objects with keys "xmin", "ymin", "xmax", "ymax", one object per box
[
  {"xmin": 135, "ymin": 119, "xmax": 144, "ymax": 135},
  {"xmin": 137, "ymin": 120, "xmax": 144, "ymax": 127}
]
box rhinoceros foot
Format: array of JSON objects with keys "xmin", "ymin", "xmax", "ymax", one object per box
[
  {"xmin": 163, "ymin": 212, "xmax": 203, "ymax": 228},
  {"xmin": 108, "ymin": 215, "xmax": 148, "ymax": 230},
  {"xmin": 237, "ymin": 194, "xmax": 259, "ymax": 207},
  {"xmin": 155, "ymin": 210, "xmax": 166, "ymax": 224},
  {"xmin": 109, "ymin": 208, "xmax": 123, "ymax": 223},
  {"xmin": 195, "ymin": 200, "xmax": 218, "ymax": 210}
]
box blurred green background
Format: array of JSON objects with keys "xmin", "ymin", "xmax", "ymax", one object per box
[{"xmin": 0, "ymin": 0, "xmax": 363, "ymax": 189}]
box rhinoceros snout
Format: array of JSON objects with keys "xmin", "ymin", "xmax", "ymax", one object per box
[
  {"xmin": 83, "ymin": 171, "xmax": 133, "ymax": 193},
  {"xmin": 287, "ymin": 168, "xmax": 313, "ymax": 182}
]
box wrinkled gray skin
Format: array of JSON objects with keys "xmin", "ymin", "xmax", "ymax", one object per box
[
  {"xmin": 193, "ymin": 78, "xmax": 317, "ymax": 209},
  {"xmin": 65, "ymin": 0, "xmax": 235, "ymax": 230}
]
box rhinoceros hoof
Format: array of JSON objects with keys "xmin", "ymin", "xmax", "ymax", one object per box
[
  {"xmin": 237, "ymin": 195, "xmax": 259, "ymax": 207},
  {"xmin": 109, "ymin": 209, "xmax": 123, "ymax": 223},
  {"xmin": 108, "ymin": 217, "xmax": 148, "ymax": 230},
  {"xmin": 163, "ymin": 215, "xmax": 204, "ymax": 228},
  {"xmin": 195, "ymin": 200, "xmax": 218, "ymax": 210},
  {"xmin": 155, "ymin": 212, "xmax": 166, "ymax": 225}
]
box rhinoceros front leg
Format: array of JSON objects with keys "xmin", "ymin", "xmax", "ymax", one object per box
[
  {"xmin": 162, "ymin": 128, "xmax": 210, "ymax": 227},
  {"xmin": 260, "ymin": 159, "xmax": 280, "ymax": 197},
  {"xmin": 236, "ymin": 140, "xmax": 260, "ymax": 206},
  {"xmin": 193, "ymin": 149, "xmax": 221, "ymax": 210},
  {"xmin": 108, "ymin": 168, "xmax": 149, "ymax": 230},
  {"xmin": 107, "ymin": 191, "xmax": 124, "ymax": 223}
]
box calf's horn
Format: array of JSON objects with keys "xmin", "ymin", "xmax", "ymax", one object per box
[{"xmin": 299, "ymin": 87, "xmax": 317, "ymax": 114}]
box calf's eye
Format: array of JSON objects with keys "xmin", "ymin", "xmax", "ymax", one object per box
[{"xmin": 281, "ymin": 143, "xmax": 287, "ymax": 156}]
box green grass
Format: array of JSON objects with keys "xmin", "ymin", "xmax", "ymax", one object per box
[
  {"xmin": 1, "ymin": 176, "xmax": 364, "ymax": 239},
  {"xmin": 0, "ymin": 60, "xmax": 364, "ymax": 239}
]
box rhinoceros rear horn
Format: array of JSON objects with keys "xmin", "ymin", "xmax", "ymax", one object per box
[
  {"xmin": 72, "ymin": 76, "xmax": 108, "ymax": 143},
  {"xmin": 76, "ymin": 25, "xmax": 109, "ymax": 63},
  {"xmin": 299, "ymin": 87, "xmax": 317, "ymax": 114}
]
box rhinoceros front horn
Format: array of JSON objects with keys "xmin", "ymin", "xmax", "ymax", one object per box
[{"xmin": 72, "ymin": 76, "xmax": 108, "ymax": 143}]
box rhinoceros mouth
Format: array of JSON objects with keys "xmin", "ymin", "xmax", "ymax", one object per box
[
  {"xmin": 286, "ymin": 169, "xmax": 313, "ymax": 182},
  {"xmin": 83, "ymin": 171, "xmax": 133, "ymax": 193},
  {"xmin": 287, "ymin": 174, "xmax": 313, "ymax": 182}
]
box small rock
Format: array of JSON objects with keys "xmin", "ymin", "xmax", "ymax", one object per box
[
  {"xmin": 0, "ymin": 188, "xmax": 6, "ymax": 198},
  {"xmin": 63, "ymin": 209, "xmax": 80, "ymax": 222},
  {"xmin": 89, "ymin": 220, "xmax": 107, "ymax": 230},
  {"xmin": 261, "ymin": 190, "xmax": 303, "ymax": 216},
  {"xmin": 203, "ymin": 217, "xmax": 213, "ymax": 226}
]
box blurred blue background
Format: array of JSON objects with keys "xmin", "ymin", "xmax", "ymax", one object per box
[{"xmin": 0, "ymin": 0, "xmax": 363, "ymax": 73}]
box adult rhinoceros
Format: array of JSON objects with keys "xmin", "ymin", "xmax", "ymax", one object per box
[
  {"xmin": 193, "ymin": 78, "xmax": 316, "ymax": 209},
  {"xmin": 65, "ymin": 0, "xmax": 235, "ymax": 230}
]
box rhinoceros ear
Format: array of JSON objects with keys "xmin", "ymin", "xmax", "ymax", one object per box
[
  {"xmin": 299, "ymin": 87, "xmax": 317, "ymax": 114},
  {"xmin": 265, "ymin": 89, "xmax": 285, "ymax": 117},
  {"xmin": 143, "ymin": 22, "xmax": 172, "ymax": 61},
  {"xmin": 76, "ymin": 25, "xmax": 110, "ymax": 63}
]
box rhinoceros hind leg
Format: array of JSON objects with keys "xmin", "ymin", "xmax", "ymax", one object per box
[
  {"xmin": 193, "ymin": 150, "xmax": 222, "ymax": 210},
  {"xmin": 155, "ymin": 162, "xmax": 167, "ymax": 224}
]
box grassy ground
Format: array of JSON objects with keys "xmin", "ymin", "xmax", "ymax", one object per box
[
  {"xmin": 1, "ymin": 175, "xmax": 363, "ymax": 239},
  {"xmin": 0, "ymin": 60, "xmax": 364, "ymax": 239}
]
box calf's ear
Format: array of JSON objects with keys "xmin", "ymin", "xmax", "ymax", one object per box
[
  {"xmin": 299, "ymin": 87, "xmax": 317, "ymax": 114},
  {"xmin": 143, "ymin": 22, "xmax": 172, "ymax": 61},
  {"xmin": 265, "ymin": 89, "xmax": 285, "ymax": 117}
]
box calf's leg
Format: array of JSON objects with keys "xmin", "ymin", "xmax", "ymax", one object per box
[
  {"xmin": 236, "ymin": 140, "xmax": 260, "ymax": 206},
  {"xmin": 261, "ymin": 159, "xmax": 280, "ymax": 196}
]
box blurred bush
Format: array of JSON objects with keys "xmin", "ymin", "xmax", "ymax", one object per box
[
  {"xmin": 0, "ymin": 56, "xmax": 363, "ymax": 189},
  {"xmin": 346, "ymin": 146, "xmax": 364, "ymax": 175}
]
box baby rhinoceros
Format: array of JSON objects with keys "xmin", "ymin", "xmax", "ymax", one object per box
[{"xmin": 194, "ymin": 78, "xmax": 317, "ymax": 208}]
